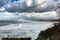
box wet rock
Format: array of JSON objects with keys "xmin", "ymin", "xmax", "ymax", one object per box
[
  {"xmin": 36, "ymin": 22, "xmax": 60, "ymax": 40},
  {"xmin": 2, "ymin": 38, "xmax": 31, "ymax": 40}
]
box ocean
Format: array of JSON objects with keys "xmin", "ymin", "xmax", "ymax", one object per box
[{"xmin": 0, "ymin": 12, "xmax": 59, "ymax": 40}]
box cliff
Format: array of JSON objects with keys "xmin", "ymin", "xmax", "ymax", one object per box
[{"xmin": 36, "ymin": 22, "xmax": 60, "ymax": 40}]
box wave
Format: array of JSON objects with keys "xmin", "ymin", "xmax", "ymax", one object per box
[{"xmin": 0, "ymin": 11, "xmax": 59, "ymax": 40}]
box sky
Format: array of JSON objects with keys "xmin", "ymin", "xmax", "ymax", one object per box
[{"xmin": 0, "ymin": 0, "xmax": 60, "ymax": 12}]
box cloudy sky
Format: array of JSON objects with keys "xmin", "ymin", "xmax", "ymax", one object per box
[{"xmin": 0, "ymin": 0, "xmax": 60, "ymax": 12}]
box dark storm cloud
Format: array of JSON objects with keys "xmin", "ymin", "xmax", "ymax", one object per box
[
  {"xmin": 0, "ymin": 0, "xmax": 5, "ymax": 7},
  {"xmin": 4, "ymin": 0, "xmax": 59, "ymax": 12}
]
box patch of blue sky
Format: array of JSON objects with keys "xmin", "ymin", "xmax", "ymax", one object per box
[
  {"xmin": 53, "ymin": 0, "xmax": 59, "ymax": 3},
  {"xmin": 11, "ymin": 0, "xmax": 18, "ymax": 2},
  {"xmin": 54, "ymin": 0, "xmax": 59, "ymax": 1}
]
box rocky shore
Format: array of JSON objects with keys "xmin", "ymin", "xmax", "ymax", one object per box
[
  {"xmin": 2, "ymin": 38, "xmax": 31, "ymax": 40},
  {"xmin": 36, "ymin": 21, "xmax": 60, "ymax": 40}
]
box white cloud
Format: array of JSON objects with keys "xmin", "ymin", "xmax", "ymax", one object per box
[
  {"xmin": 0, "ymin": 7, "xmax": 5, "ymax": 12},
  {"xmin": 20, "ymin": 11, "xmax": 59, "ymax": 21},
  {"xmin": 0, "ymin": 12, "xmax": 19, "ymax": 20},
  {"xmin": 26, "ymin": 0, "xmax": 33, "ymax": 7}
]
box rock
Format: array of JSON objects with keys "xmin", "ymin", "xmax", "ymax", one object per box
[
  {"xmin": 36, "ymin": 22, "xmax": 60, "ymax": 40},
  {"xmin": 2, "ymin": 38, "xmax": 31, "ymax": 40}
]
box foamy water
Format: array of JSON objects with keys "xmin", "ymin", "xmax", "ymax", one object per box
[{"xmin": 0, "ymin": 12, "xmax": 59, "ymax": 40}]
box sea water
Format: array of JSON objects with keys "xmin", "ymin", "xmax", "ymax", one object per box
[{"xmin": 0, "ymin": 12, "xmax": 59, "ymax": 40}]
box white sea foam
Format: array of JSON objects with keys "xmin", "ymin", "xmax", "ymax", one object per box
[{"xmin": 0, "ymin": 11, "xmax": 59, "ymax": 40}]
